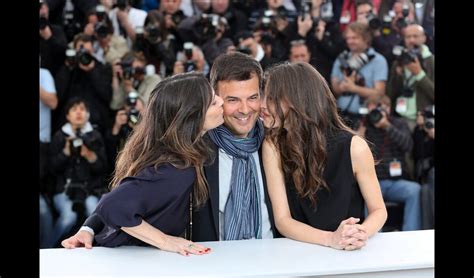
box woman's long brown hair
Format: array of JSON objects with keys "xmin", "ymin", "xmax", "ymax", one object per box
[
  {"xmin": 111, "ymin": 72, "xmax": 214, "ymax": 206},
  {"xmin": 264, "ymin": 62, "xmax": 354, "ymax": 206}
]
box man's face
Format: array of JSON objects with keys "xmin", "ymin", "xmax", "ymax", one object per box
[
  {"xmin": 161, "ymin": 0, "xmax": 181, "ymax": 14},
  {"xmin": 289, "ymin": 45, "xmax": 310, "ymax": 63},
  {"xmin": 345, "ymin": 29, "xmax": 368, "ymax": 53},
  {"xmin": 267, "ymin": 0, "xmax": 283, "ymax": 9},
  {"xmin": 404, "ymin": 25, "xmax": 425, "ymax": 49},
  {"xmin": 212, "ymin": 0, "xmax": 229, "ymax": 14},
  {"xmin": 216, "ymin": 74, "xmax": 261, "ymax": 138},
  {"xmin": 75, "ymin": 41, "xmax": 94, "ymax": 53},
  {"xmin": 40, "ymin": 3, "xmax": 49, "ymax": 18},
  {"xmin": 356, "ymin": 4, "xmax": 372, "ymax": 23}
]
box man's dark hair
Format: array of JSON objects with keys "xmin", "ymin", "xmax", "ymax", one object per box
[{"xmin": 210, "ymin": 52, "xmax": 263, "ymax": 93}]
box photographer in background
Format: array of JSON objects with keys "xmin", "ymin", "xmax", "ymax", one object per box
[
  {"xmin": 293, "ymin": 0, "xmax": 345, "ymax": 84},
  {"xmin": 160, "ymin": 0, "xmax": 187, "ymax": 47},
  {"xmin": 108, "ymin": 0, "xmax": 147, "ymax": 46},
  {"xmin": 413, "ymin": 104, "xmax": 434, "ymax": 229},
  {"xmin": 54, "ymin": 34, "xmax": 113, "ymax": 135},
  {"xmin": 355, "ymin": 0, "xmax": 401, "ymax": 69},
  {"xmin": 40, "ymin": 0, "xmax": 68, "ymax": 76},
  {"xmin": 234, "ymin": 30, "xmax": 277, "ymax": 70},
  {"xmin": 387, "ymin": 23, "xmax": 434, "ymax": 132},
  {"xmin": 359, "ymin": 95, "xmax": 421, "ymax": 231},
  {"xmin": 331, "ymin": 22, "xmax": 388, "ymax": 130},
  {"xmin": 134, "ymin": 10, "xmax": 178, "ymax": 77},
  {"xmin": 110, "ymin": 51, "xmax": 162, "ymax": 111},
  {"xmin": 172, "ymin": 42, "xmax": 209, "ymax": 75},
  {"xmin": 49, "ymin": 97, "xmax": 107, "ymax": 246},
  {"xmin": 104, "ymin": 92, "xmax": 144, "ymax": 177},
  {"xmin": 83, "ymin": 5, "xmax": 130, "ymax": 65}
]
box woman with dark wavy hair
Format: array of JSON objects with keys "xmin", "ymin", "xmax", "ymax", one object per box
[
  {"xmin": 260, "ymin": 62, "xmax": 387, "ymax": 251},
  {"xmin": 62, "ymin": 72, "xmax": 224, "ymax": 256}
]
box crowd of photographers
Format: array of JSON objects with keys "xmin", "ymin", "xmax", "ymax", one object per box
[{"xmin": 39, "ymin": 0, "xmax": 434, "ymax": 248}]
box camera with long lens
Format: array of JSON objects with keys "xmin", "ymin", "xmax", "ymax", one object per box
[
  {"xmin": 236, "ymin": 45, "xmax": 252, "ymax": 55},
  {"xmin": 119, "ymin": 60, "xmax": 145, "ymax": 80},
  {"xmin": 132, "ymin": 26, "xmax": 145, "ymax": 52},
  {"xmin": 77, "ymin": 45, "xmax": 93, "ymax": 66},
  {"xmin": 381, "ymin": 14, "xmax": 393, "ymax": 35},
  {"xmin": 127, "ymin": 91, "xmax": 140, "ymax": 126},
  {"xmin": 299, "ymin": 0, "xmax": 312, "ymax": 20},
  {"xmin": 145, "ymin": 24, "xmax": 161, "ymax": 42},
  {"xmin": 65, "ymin": 49, "xmax": 77, "ymax": 66},
  {"xmin": 395, "ymin": 4, "xmax": 410, "ymax": 30},
  {"xmin": 183, "ymin": 42, "xmax": 196, "ymax": 72},
  {"xmin": 96, "ymin": 4, "xmax": 107, "ymax": 21},
  {"xmin": 95, "ymin": 21, "xmax": 110, "ymax": 39},
  {"xmin": 366, "ymin": 11, "xmax": 381, "ymax": 30},
  {"xmin": 423, "ymin": 105, "xmax": 435, "ymax": 129},
  {"xmin": 198, "ymin": 13, "xmax": 220, "ymax": 40},
  {"xmin": 338, "ymin": 50, "xmax": 374, "ymax": 85},
  {"xmin": 393, "ymin": 44, "xmax": 421, "ymax": 66},
  {"xmin": 171, "ymin": 12, "xmax": 184, "ymax": 26},
  {"xmin": 366, "ymin": 106, "xmax": 384, "ymax": 125}
]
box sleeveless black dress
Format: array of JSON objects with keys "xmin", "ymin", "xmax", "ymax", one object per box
[{"xmin": 285, "ymin": 130, "xmax": 365, "ymax": 232}]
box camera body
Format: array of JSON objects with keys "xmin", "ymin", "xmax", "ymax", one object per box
[
  {"xmin": 95, "ymin": 21, "xmax": 110, "ymax": 39},
  {"xmin": 366, "ymin": 11, "xmax": 381, "ymax": 30},
  {"xmin": 338, "ymin": 50, "xmax": 374, "ymax": 86},
  {"xmin": 397, "ymin": 46, "xmax": 421, "ymax": 66},
  {"xmin": 39, "ymin": 16, "xmax": 49, "ymax": 30},
  {"xmin": 64, "ymin": 179, "xmax": 88, "ymax": 214},
  {"xmin": 127, "ymin": 91, "xmax": 140, "ymax": 126},
  {"xmin": 119, "ymin": 61, "xmax": 145, "ymax": 80},
  {"xmin": 423, "ymin": 105, "xmax": 435, "ymax": 129},
  {"xmin": 367, "ymin": 106, "xmax": 384, "ymax": 125},
  {"xmin": 299, "ymin": 0, "xmax": 312, "ymax": 20},
  {"xmin": 198, "ymin": 13, "xmax": 220, "ymax": 40},
  {"xmin": 77, "ymin": 46, "xmax": 93, "ymax": 66},
  {"xmin": 69, "ymin": 129, "xmax": 101, "ymax": 157},
  {"xmin": 183, "ymin": 42, "xmax": 196, "ymax": 72}
]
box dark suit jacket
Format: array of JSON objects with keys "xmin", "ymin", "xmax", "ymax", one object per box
[{"xmin": 191, "ymin": 140, "xmax": 279, "ymax": 241}]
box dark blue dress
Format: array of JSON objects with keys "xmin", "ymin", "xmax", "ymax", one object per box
[{"xmin": 94, "ymin": 163, "xmax": 196, "ymax": 247}]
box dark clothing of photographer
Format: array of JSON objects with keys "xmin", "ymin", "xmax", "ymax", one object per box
[
  {"xmin": 140, "ymin": 38, "xmax": 178, "ymax": 77},
  {"xmin": 293, "ymin": 20, "xmax": 346, "ymax": 84},
  {"xmin": 413, "ymin": 125, "xmax": 434, "ymax": 184},
  {"xmin": 210, "ymin": 6, "xmax": 249, "ymax": 39},
  {"xmin": 47, "ymin": 0, "xmax": 98, "ymax": 41},
  {"xmin": 54, "ymin": 62, "xmax": 113, "ymax": 134},
  {"xmin": 40, "ymin": 24, "xmax": 68, "ymax": 76},
  {"xmin": 49, "ymin": 122, "xmax": 108, "ymax": 196},
  {"xmin": 364, "ymin": 114, "xmax": 422, "ymax": 230},
  {"xmin": 366, "ymin": 116, "xmax": 413, "ymax": 180}
]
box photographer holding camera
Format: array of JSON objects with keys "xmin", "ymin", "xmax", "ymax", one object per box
[
  {"xmin": 356, "ymin": 0, "xmax": 401, "ymax": 69},
  {"xmin": 173, "ymin": 42, "xmax": 209, "ymax": 75},
  {"xmin": 49, "ymin": 97, "xmax": 108, "ymax": 246},
  {"xmin": 82, "ymin": 5, "xmax": 130, "ymax": 66},
  {"xmin": 135, "ymin": 10, "xmax": 179, "ymax": 77},
  {"xmin": 104, "ymin": 92, "xmax": 145, "ymax": 177},
  {"xmin": 160, "ymin": 0, "xmax": 187, "ymax": 46},
  {"xmin": 40, "ymin": 0, "xmax": 68, "ymax": 76},
  {"xmin": 109, "ymin": 0, "xmax": 147, "ymax": 47},
  {"xmin": 54, "ymin": 34, "xmax": 113, "ymax": 135},
  {"xmin": 413, "ymin": 105, "xmax": 434, "ymax": 229},
  {"xmin": 360, "ymin": 95, "xmax": 421, "ymax": 231},
  {"xmin": 292, "ymin": 0, "xmax": 345, "ymax": 83},
  {"xmin": 331, "ymin": 22, "xmax": 388, "ymax": 130},
  {"xmin": 387, "ymin": 23, "xmax": 434, "ymax": 132},
  {"xmin": 110, "ymin": 51, "xmax": 162, "ymax": 111}
]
